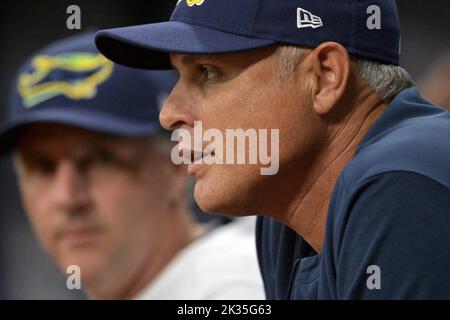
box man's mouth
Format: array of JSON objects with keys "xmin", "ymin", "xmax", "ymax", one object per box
[
  {"xmin": 182, "ymin": 149, "xmax": 216, "ymax": 164},
  {"xmin": 182, "ymin": 148, "xmax": 216, "ymax": 178},
  {"xmin": 58, "ymin": 226, "xmax": 102, "ymax": 247}
]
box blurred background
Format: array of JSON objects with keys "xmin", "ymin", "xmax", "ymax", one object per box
[{"xmin": 0, "ymin": 0, "xmax": 449, "ymax": 299}]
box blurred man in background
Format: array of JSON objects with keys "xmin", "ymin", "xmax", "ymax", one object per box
[
  {"xmin": 420, "ymin": 51, "xmax": 450, "ymax": 110},
  {"xmin": 0, "ymin": 32, "xmax": 264, "ymax": 300}
]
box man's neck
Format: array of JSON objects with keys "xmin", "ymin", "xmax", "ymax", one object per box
[
  {"xmin": 123, "ymin": 222, "xmax": 206, "ymax": 300},
  {"xmin": 286, "ymin": 90, "xmax": 389, "ymax": 253},
  {"xmin": 86, "ymin": 211, "xmax": 205, "ymax": 300}
]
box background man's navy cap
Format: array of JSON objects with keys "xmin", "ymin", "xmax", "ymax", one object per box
[
  {"xmin": 0, "ymin": 32, "xmax": 176, "ymax": 156},
  {"xmin": 95, "ymin": 0, "xmax": 401, "ymax": 70}
]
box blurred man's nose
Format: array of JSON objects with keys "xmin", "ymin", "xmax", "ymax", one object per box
[
  {"xmin": 52, "ymin": 160, "xmax": 90, "ymax": 215},
  {"xmin": 159, "ymin": 82, "xmax": 195, "ymax": 131}
]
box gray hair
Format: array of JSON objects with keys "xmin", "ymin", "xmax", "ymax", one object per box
[{"xmin": 276, "ymin": 46, "xmax": 414, "ymax": 101}]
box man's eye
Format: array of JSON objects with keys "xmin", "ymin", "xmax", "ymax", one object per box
[
  {"xmin": 199, "ymin": 64, "xmax": 219, "ymax": 81},
  {"xmin": 94, "ymin": 150, "xmax": 117, "ymax": 165},
  {"xmin": 18, "ymin": 155, "xmax": 55, "ymax": 176},
  {"xmin": 35, "ymin": 160, "xmax": 55, "ymax": 175}
]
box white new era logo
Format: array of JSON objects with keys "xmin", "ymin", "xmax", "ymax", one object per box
[{"xmin": 297, "ymin": 7, "xmax": 323, "ymax": 29}]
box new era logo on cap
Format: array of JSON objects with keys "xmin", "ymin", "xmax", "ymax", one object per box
[{"xmin": 297, "ymin": 7, "xmax": 323, "ymax": 29}]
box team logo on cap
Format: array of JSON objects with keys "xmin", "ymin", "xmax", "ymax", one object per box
[
  {"xmin": 177, "ymin": 0, "xmax": 205, "ymax": 7},
  {"xmin": 18, "ymin": 53, "xmax": 114, "ymax": 108},
  {"xmin": 297, "ymin": 7, "xmax": 323, "ymax": 29}
]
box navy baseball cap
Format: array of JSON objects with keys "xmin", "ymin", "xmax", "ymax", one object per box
[
  {"xmin": 95, "ymin": 0, "xmax": 401, "ymax": 70},
  {"xmin": 0, "ymin": 32, "xmax": 176, "ymax": 156}
]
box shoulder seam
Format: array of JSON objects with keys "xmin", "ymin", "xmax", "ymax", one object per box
[{"xmin": 358, "ymin": 170, "xmax": 450, "ymax": 191}]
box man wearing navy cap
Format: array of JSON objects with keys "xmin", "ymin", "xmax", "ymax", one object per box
[
  {"xmin": 0, "ymin": 32, "xmax": 264, "ymax": 300},
  {"xmin": 95, "ymin": 0, "xmax": 450, "ymax": 299}
]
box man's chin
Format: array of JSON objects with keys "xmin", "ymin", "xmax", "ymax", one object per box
[
  {"xmin": 193, "ymin": 178, "xmax": 223, "ymax": 211},
  {"xmin": 57, "ymin": 252, "xmax": 106, "ymax": 278},
  {"xmin": 194, "ymin": 184, "xmax": 253, "ymax": 217}
]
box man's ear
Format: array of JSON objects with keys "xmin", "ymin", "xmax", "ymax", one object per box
[
  {"xmin": 12, "ymin": 150, "xmax": 25, "ymax": 177},
  {"xmin": 308, "ymin": 42, "xmax": 350, "ymax": 115}
]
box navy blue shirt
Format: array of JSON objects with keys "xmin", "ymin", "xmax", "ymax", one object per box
[{"xmin": 256, "ymin": 87, "xmax": 450, "ymax": 299}]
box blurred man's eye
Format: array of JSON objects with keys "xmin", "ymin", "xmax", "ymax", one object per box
[
  {"xmin": 35, "ymin": 159, "xmax": 56, "ymax": 175},
  {"xmin": 19, "ymin": 154, "xmax": 56, "ymax": 176},
  {"xmin": 93, "ymin": 149, "xmax": 118, "ymax": 165},
  {"xmin": 87, "ymin": 148, "xmax": 140, "ymax": 176}
]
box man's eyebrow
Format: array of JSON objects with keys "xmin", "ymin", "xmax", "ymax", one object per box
[
  {"xmin": 181, "ymin": 54, "xmax": 210, "ymax": 64},
  {"xmin": 170, "ymin": 54, "xmax": 228, "ymax": 75},
  {"xmin": 172, "ymin": 54, "xmax": 216, "ymax": 67},
  {"xmin": 170, "ymin": 55, "xmax": 206, "ymax": 75}
]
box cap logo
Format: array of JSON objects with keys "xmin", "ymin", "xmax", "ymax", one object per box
[
  {"xmin": 18, "ymin": 53, "xmax": 114, "ymax": 108},
  {"xmin": 177, "ymin": 0, "xmax": 205, "ymax": 7},
  {"xmin": 297, "ymin": 7, "xmax": 323, "ymax": 29}
]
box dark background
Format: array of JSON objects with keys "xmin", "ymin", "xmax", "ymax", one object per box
[{"xmin": 0, "ymin": 0, "xmax": 449, "ymax": 299}]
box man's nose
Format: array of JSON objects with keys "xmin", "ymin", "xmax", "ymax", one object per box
[
  {"xmin": 159, "ymin": 82, "xmax": 195, "ymax": 131},
  {"xmin": 52, "ymin": 160, "xmax": 90, "ymax": 214}
]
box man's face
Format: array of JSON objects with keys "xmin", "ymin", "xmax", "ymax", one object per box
[
  {"xmin": 160, "ymin": 46, "xmax": 323, "ymax": 216},
  {"xmin": 14, "ymin": 124, "xmax": 181, "ymax": 295}
]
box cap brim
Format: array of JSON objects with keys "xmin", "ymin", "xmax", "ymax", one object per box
[
  {"xmin": 0, "ymin": 108, "xmax": 162, "ymax": 157},
  {"xmin": 95, "ymin": 21, "xmax": 276, "ymax": 70}
]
